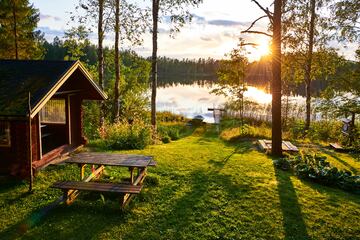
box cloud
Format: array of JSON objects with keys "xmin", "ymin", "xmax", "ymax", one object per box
[
  {"xmin": 158, "ymin": 28, "xmax": 169, "ymax": 34},
  {"xmin": 207, "ymin": 19, "xmax": 246, "ymax": 27},
  {"xmin": 192, "ymin": 14, "xmax": 206, "ymax": 24},
  {"xmin": 37, "ymin": 27, "xmax": 64, "ymax": 37},
  {"xmin": 200, "ymin": 36, "xmax": 212, "ymax": 42},
  {"xmin": 40, "ymin": 14, "xmax": 62, "ymax": 22}
]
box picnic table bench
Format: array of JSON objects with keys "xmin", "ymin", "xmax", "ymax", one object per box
[
  {"xmin": 51, "ymin": 152, "xmax": 156, "ymax": 208},
  {"xmin": 258, "ymin": 139, "xmax": 299, "ymax": 152}
]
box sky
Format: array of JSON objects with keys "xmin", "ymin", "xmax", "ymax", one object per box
[{"xmin": 30, "ymin": 0, "xmax": 357, "ymax": 61}]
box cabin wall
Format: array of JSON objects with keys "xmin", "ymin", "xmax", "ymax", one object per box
[
  {"xmin": 0, "ymin": 121, "xmax": 29, "ymax": 177},
  {"xmin": 0, "ymin": 117, "xmax": 39, "ymax": 178}
]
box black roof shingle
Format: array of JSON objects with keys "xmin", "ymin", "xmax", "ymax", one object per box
[{"xmin": 0, "ymin": 60, "xmax": 76, "ymax": 117}]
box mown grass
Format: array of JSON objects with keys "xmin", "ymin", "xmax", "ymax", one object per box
[{"xmin": 0, "ymin": 125, "xmax": 360, "ymax": 239}]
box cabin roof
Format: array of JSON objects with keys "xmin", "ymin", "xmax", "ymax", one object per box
[{"xmin": 0, "ymin": 60, "xmax": 107, "ymax": 118}]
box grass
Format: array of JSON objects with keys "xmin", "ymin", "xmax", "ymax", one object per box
[{"xmin": 1, "ymin": 125, "xmax": 360, "ymax": 239}]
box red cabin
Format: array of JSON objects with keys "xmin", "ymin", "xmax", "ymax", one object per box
[{"xmin": 0, "ymin": 60, "xmax": 107, "ymax": 178}]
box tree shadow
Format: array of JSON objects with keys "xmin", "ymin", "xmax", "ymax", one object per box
[
  {"xmin": 0, "ymin": 194, "xmax": 128, "ymax": 240},
  {"xmin": 120, "ymin": 169, "xmax": 250, "ymax": 239},
  {"xmin": 274, "ymin": 166, "xmax": 310, "ymax": 240},
  {"xmin": 0, "ymin": 176, "xmax": 26, "ymax": 194},
  {"xmin": 322, "ymin": 149, "xmax": 359, "ymax": 175}
]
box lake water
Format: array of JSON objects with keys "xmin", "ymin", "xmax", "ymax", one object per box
[
  {"xmin": 156, "ymin": 83, "xmax": 358, "ymax": 123},
  {"xmin": 156, "ymin": 83, "xmax": 290, "ymax": 123}
]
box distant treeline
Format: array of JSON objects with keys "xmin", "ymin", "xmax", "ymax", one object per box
[{"xmin": 154, "ymin": 57, "xmax": 219, "ymax": 86}]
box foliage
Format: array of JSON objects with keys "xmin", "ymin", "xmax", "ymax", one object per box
[
  {"xmin": 161, "ymin": 135, "xmax": 171, "ymax": 143},
  {"xmin": 220, "ymin": 121, "xmax": 272, "ymax": 141},
  {"xmin": 330, "ymin": 0, "xmax": 360, "ymax": 42},
  {"xmin": 0, "ymin": 0, "xmax": 44, "ymax": 59},
  {"xmin": 157, "ymin": 124, "xmax": 182, "ymax": 141},
  {"xmin": 275, "ymin": 153, "xmax": 360, "ymax": 193},
  {"xmin": 104, "ymin": 50, "xmax": 151, "ymax": 122},
  {"xmin": 212, "ymin": 39, "xmax": 249, "ymax": 126},
  {"xmin": 156, "ymin": 56, "xmax": 219, "ymax": 85},
  {"xmin": 63, "ymin": 25, "xmax": 92, "ymax": 61},
  {"xmin": 155, "ymin": 111, "xmax": 186, "ymax": 122},
  {"xmin": 83, "ymin": 101, "xmax": 101, "ymax": 139},
  {"xmin": 288, "ymin": 120, "xmax": 344, "ymax": 142},
  {"xmin": 102, "ymin": 120, "xmax": 152, "ymax": 150}
]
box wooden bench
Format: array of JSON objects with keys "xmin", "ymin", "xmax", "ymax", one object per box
[{"xmin": 52, "ymin": 181, "xmax": 143, "ymax": 207}]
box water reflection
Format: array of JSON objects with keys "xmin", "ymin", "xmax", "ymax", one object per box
[
  {"xmin": 156, "ymin": 83, "xmax": 276, "ymax": 123},
  {"xmin": 157, "ymin": 83, "xmax": 225, "ymax": 123}
]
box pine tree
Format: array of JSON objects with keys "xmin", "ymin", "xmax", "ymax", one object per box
[{"xmin": 0, "ymin": 0, "xmax": 44, "ymax": 59}]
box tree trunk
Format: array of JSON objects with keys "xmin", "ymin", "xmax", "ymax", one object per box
[
  {"xmin": 12, "ymin": 1, "xmax": 18, "ymax": 60},
  {"xmin": 98, "ymin": 0, "xmax": 105, "ymax": 128},
  {"xmin": 350, "ymin": 112, "xmax": 356, "ymax": 143},
  {"xmin": 151, "ymin": 0, "xmax": 159, "ymax": 130},
  {"xmin": 271, "ymin": 0, "xmax": 282, "ymax": 157},
  {"xmin": 304, "ymin": 0, "xmax": 316, "ymax": 131},
  {"xmin": 113, "ymin": 0, "xmax": 120, "ymax": 122}
]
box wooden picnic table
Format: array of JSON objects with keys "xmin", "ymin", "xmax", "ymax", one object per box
[{"xmin": 52, "ymin": 152, "xmax": 156, "ymax": 208}]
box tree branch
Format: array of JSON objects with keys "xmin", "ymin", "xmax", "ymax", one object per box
[
  {"xmin": 251, "ymin": 0, "xmax": 273, "ymax": 23},
  {"xmin": 242, "ymin": 15, "xmax": 267, "ymax": 33},
  {"xmin": 241, "ymin": 30, "xmax": 272, "ymax": 37}
]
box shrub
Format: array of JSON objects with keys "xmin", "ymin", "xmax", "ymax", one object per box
[
  {"xmin": 157, "ymin": 125, "xmax": 183, "ymax": 141},
  {"xmin": 161, "ymin": 135, "xmax": 171, "ymax": 144},
  {"xmin": 103, "ymin": 120, "xmax": 152, "ymax": 150},
  {"xmin": 276, "ymin": 153, "xmax": 360, "ymax": 193}
]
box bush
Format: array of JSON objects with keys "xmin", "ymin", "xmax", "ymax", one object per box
[
  {"xmin": 103, "ymin": 120, "xmax": 152, "ymax": 150},
  {"xmin": 276, "ymin": 153, "xmax": 360, "ymax": 193},
  {"xmin": 158, "ymin": 125, "xmax": 182, "ymax": 141},
  {"xmin": 161, "ymin": 135, "xmax": 171, "ymax": 144},
  {"xmin": 288, "ymin": 120, "xmax": 343, "ymax": 142}
]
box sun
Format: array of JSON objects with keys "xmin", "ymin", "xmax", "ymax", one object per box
[
  {"xmin": 256, "ymin": 38, "xmax": 271, "ymax": 57},
  {"xmin": 249, "ymin": 38, "xmax": 271, "ymax": 61}
]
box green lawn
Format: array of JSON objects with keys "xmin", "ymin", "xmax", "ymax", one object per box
[{"xmin": 1, "ymin": 126, "xmax": 360, "ymax": 239}]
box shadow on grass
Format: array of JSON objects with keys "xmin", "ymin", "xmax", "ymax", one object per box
[
  {"xmin": 120, "ymin": 169, "xmax": 249, "ymax": 239},
  {"xmin": 274, "ymin": 166, "xmax": 309, "ymax": 240},
  {"xmin": 322, "ymin": 149, "xmax": 359, "ymax": 175},
  {"xmin": 0, "ymin": 177, "xmax": 26, "ymax": 194},
  {"xmin": 0, "ymin": 193, "xmax": 129, "ymax": 240}
]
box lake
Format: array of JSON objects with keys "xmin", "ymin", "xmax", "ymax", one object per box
[{"xmin": 156, "ymin": 82, "xmax": 298, "ymax": 123}]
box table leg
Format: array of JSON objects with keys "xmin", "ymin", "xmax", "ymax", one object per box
[
  {"xmin": 80, "ymin": 164, "xmax": 86, "ymax": 180},
  {"xmin": 129, "ymin": 167, "xmax": 135, "ymax": 184}
]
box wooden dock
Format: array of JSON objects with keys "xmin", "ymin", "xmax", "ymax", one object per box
[{"xmin": 258, "ymin": 139, "xmax": 299, "ymax": 152}]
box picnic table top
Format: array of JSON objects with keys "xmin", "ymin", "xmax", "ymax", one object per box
[{"xmin": 65, "ymin": 152, "xmax": 154, "ymax": 167}]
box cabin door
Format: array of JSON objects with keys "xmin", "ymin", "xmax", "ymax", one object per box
[
  {"xmin": 39, "ymin": 98, "xmax": 68, "ymax": 156},
  {"xmin": 68, "ymin": 95, "xmax": 81, "ymax": 147}
]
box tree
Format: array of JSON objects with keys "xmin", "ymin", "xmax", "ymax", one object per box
[
  {"xmin": 113, "ymin": 0, "xmax": 120, "ymax": 121},
  {"xmin": 111, "ymin": 0, "xmax": 149, "ymax": 121},
  {"xmin": 319, "ymin": 48, "xmax": 359, "ymax": 145},
  {"xmin": 282, "ymin": 0, "xmax": 333, "ymax": 131},
  {"xmin": 0, "ymin": 0, "xmax": 44, "ymax": 59},
  {"xmin": 242, "ymin": 0, "xmax": 283, "ymax": 156},
  {"xmin": 150, "ymin": 0, "xmax": 203, "ymax": 131},
  {"xmin": 331, "ymin": 0, "xmax": 360, "ymax": 42},
  {"xmin": 74, "ymin": 0, "xmax": 111, "ymax": 128},
  {"xmin": 212, "ymin": 40, "xmax": 249, "ymax": 129},
  {"xmin": 272, "ymin": 0, "xmax": 282, "ymax": 156},
  {"xmin": 63, "ymin": 26, "xmax": 91, "ymax": 60}
]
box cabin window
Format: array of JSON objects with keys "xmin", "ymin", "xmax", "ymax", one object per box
[
  {"xmin": 0, "ymin": 122, "xmax": 11, "ymax": 147},
  {"xmin": 40, "ymin": 99, "xmax": 66, "ymax": 124}
]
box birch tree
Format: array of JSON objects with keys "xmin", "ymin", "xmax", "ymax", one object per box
[{"xmin": 151, "ymin": 0, "xmax": 203, "ymax": 131}]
